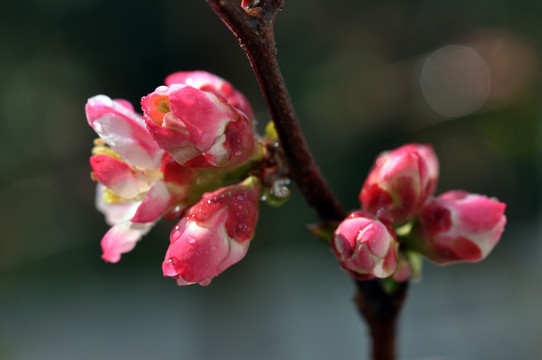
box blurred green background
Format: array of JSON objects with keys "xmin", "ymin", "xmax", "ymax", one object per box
[{"xmin": 1, "ymin": 0, "xmax": 541, "ymax": 359}]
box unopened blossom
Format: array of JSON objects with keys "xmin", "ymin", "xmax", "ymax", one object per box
[
  {"xmin": 87, "ymin": 95, "xmax": 195, "ymax": 262},
  {"xmin": 411, "ymin": 191, "xmax": 506, "ymax": 264},
  {"xmin": 360, "ymin": 143, "xmax": 439, "ymax": 224},
  {"xmin": 162, "ymin": 177, "xmax": 262, "ymax": 286},
  {"xmin": 331, "ymin": 211, "xmax": 398, "ymax": 280},
  {"xmin": 141, "ymin": 74, "xmax": 256, "ymax": 169}
]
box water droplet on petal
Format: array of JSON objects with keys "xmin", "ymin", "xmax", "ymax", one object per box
[{"xmin": 187, "ymin": 237, "xmax": 197, "ymax": 244}]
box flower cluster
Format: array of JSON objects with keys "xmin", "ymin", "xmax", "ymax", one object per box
[
  {"xmin": 87, "ymin": 71, "xmax": 506, "ymax": 286},
  {"xmin": 332, "ymin": 144, "xmax": 506, "ymax": 281},
  {"xmin": 87, "ymin": 71, "xmax": 273, "ymax": 285}
]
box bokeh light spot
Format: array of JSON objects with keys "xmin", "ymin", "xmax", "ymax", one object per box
[{"xmin": 420, "ymin": 45, "xmax": 490, "ymax": 118}]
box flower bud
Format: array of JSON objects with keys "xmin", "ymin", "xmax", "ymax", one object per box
[
  {"xmin": 359, "ymin": 143, "xmax": 439, "ymax": 224},
  {"xmin": 331, "ymin": 211, "xmax": 398, "ymax": 280},
  {"xmin": 412, "ymin": 191, "xmax": 506, "ymax": 264},
  {"xmin": 162, "ymin": 177, "xmax": 261, "ymax": 286},
  {"xmin": 141, "ymin": 80, "xmax": 255, "ymax": 169}
]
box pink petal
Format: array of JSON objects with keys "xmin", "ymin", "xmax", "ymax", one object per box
[
  {"xmin": 168, "ymin": 86, "xmax": 234, "ymax": 149},
  {"xmin": 165, "ymin": 71, "xmax": 255, "ymax": 121},
  {"xmin": 101, "ymin": 221, "xmax": 155, "ymax": 263},
  {"xmin": 86, "ymin": 95, "xmax": 163, "ymax": 169},
  {"xmin": 90, "ymin": 154, "xmax": 143, "ymax": 199},
  {"xmin": 131, "ymin": 181, "xmax": 175, "ymax": 223},
  {"xmin": 161, "ymin": 154, "xmax": 195, "ymax": 187}
]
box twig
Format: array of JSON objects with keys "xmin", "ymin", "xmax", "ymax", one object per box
[
  {"xmin": 207, "ymin": 0, "xmax": 344, "ymax": 222},
  {"xmin": 356, "ymin": 280, "xmax": 409, "ymax": 360}
]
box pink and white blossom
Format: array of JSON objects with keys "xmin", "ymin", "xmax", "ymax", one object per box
[
  {"xmin": 87, "ymin": 95, "xmax": 195, "ymax": 263},
  {"xmin": 162, "ymin": 177, "xmax": 261, "ymax": 286},
  {"xmin": 331, "ymin": 211, "xmax": 398, "ymax": 280},
  {"xmin": 359, "ymin": 143, "xmax": 439, "ymax": 224},
  {"xmin": 412, "ymin": 191, "xmax": 506, "ymax": 264}
]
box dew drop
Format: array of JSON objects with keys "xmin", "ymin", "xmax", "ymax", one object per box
[{"xmin": 187, "ymin": 237, "xmax": 197, "ymax": 244}]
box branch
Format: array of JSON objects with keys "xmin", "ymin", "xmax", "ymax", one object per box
[
  {"xmin": 207, "ymin": 0, "xmax": 345, "ymax": 223},
  {"xmin": 205, "ymin": 2, "xmax": 408, "ymax": 359},
  {"xmin": 356, "ymin": 280, "xmax": 409, "ymax": 360}
]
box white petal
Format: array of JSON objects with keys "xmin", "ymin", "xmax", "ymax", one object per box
[{"xmin": 95, "ymin": 184, "xmax": 141, "ymax": 226}]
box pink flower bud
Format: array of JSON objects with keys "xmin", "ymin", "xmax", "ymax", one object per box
[
  {"xmin": 331, "ymin": 211, "xmax": 398, "ymax": 280},
  {"xmin": 360, "ymin": 143, "xmax": 439, "ymax": 224},
  {"xmin": 162, "ymin": 178, "xmax": 261, "ymax": 286},
  {"xmin": 141, "ymin": 80, "xmax": 256, "ymax": 169},
  {"xmin": 412, "ymin": 191, "xmax": 506, "ymax": 264}
]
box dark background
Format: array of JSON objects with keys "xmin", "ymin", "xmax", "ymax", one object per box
[{"xmin": 1, "ymin": 0, "xmax": 541, "ymax": 359}]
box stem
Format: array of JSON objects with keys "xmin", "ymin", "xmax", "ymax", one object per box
[
  {"xmin": 207, "ymin": 0, "xmax": 344, "ymax": 222},
  {"xmin": 356, "ymin": 280, "xmax": 409, "ymax": 360},
  {"xmin": 205, "ymin": 1, "xmax": 408, "ymax": 359}
]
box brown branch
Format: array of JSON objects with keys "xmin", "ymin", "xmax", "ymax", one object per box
[
  {"xmin": 356, "ymin": 280, "xmax": 409, "ymax": 360},
  {"xmin": 205, "ymin": 1, "xmax": 408, "ymax": 359},
  {"xmin": 207, "ymin": 0, "xmax": 345, "ymax": 223}
]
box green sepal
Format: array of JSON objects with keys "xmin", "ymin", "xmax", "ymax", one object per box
[
  {"xmin": 264, "ymin": 121, "xmax": 279, "ymax": 143},
  {"xmin": 405, "ymin": 250, "xmax": 423, "ymax": 280},
  {"xmin": 240, "ymin": 175, "xmax": 261, "ymax": 189},
  {"xmin": 395, "ymin": 219, "xmax": 415, "ymax": 237},
  {"xmin": 306, "ymin": 222, "xmax": 340, "ymax": 243},
  {"xmin": 381, "ymin": 278, "xmax": 401, "ymax": 294},
  {"xmin": 186, "ymin": 162, "xmax": 254, "ymax": 206}
]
